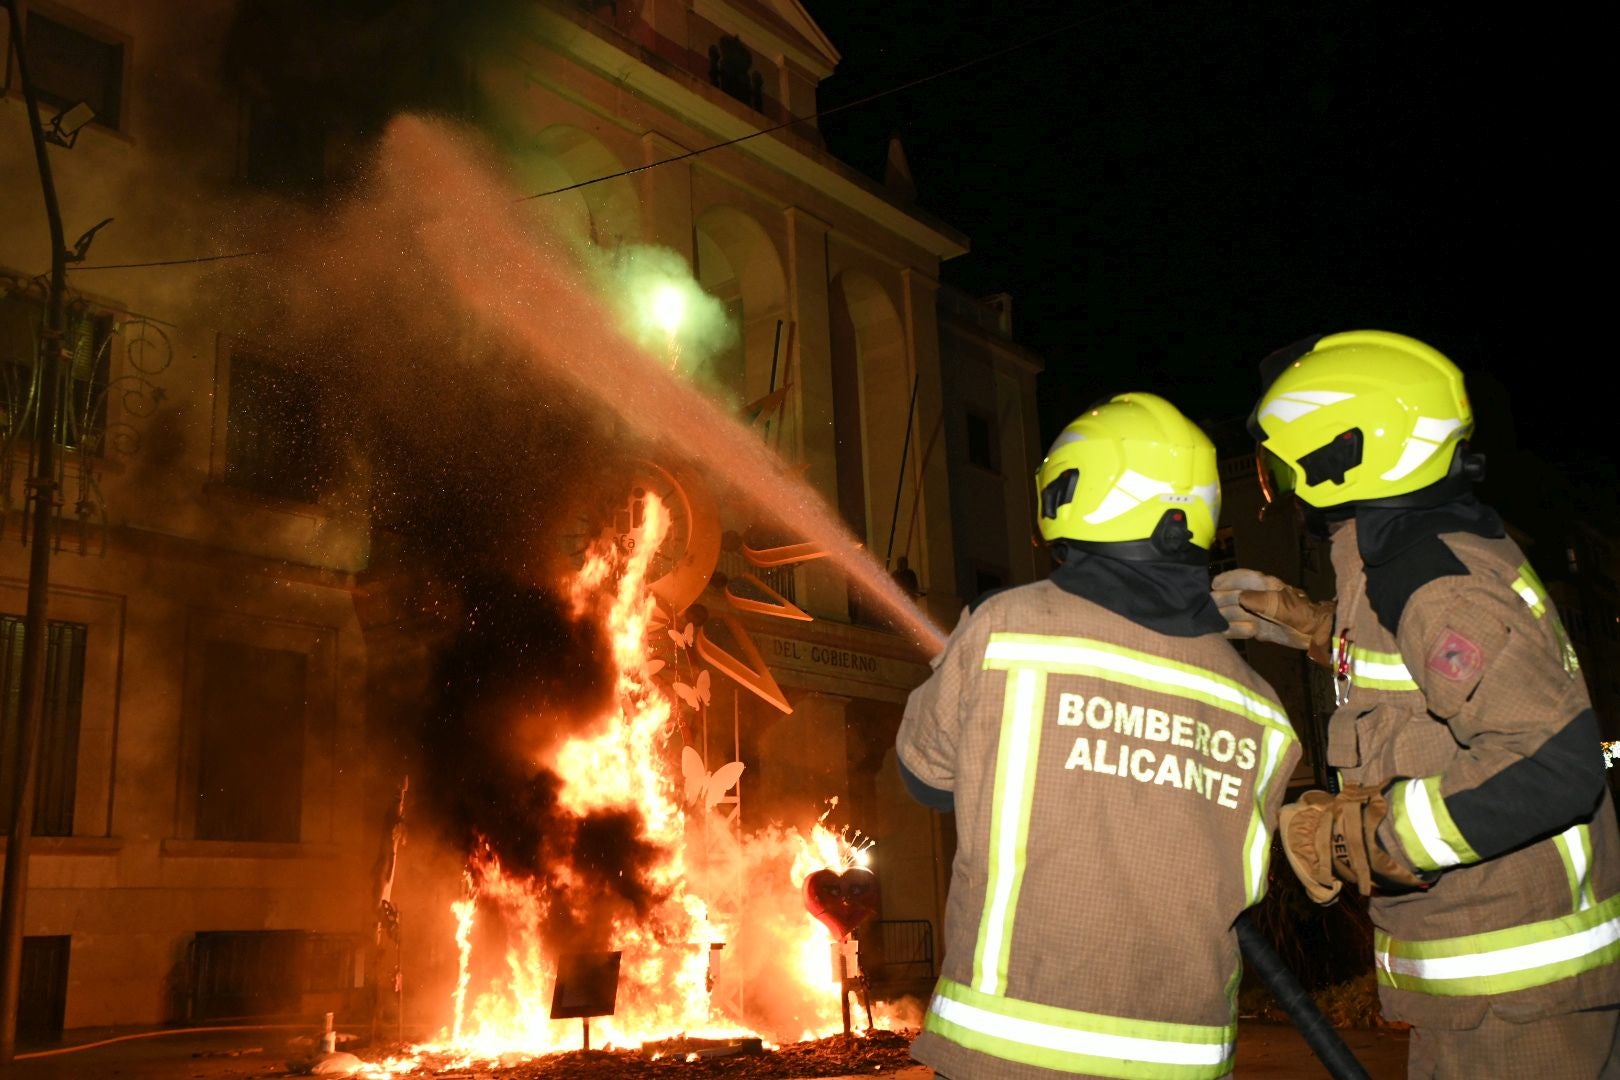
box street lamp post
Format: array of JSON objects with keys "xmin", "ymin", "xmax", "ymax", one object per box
[{"xmin": 0, "ymin": 0, "xmax": 74, "ymax": 1062}]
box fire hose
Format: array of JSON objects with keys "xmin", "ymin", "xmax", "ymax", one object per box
[
  {"xmin": 12, "ymin": 1023, "xmax": 315, "ymax": 1060},
  {"xmin": 1234, "ymin": 913, "xmax": 1370, "ymax": 1080}
]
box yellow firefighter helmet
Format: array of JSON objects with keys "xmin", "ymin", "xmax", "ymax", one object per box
[
  {"xmin": 1250, "ymin": 330, "xmax": 1473, "ymax": 509},
  {"xmin": 1036, "ymin": 392, "xmax": 1220, "ymax": 555}
]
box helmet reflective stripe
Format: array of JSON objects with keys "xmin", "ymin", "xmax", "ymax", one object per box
[
  {"xmin": 1048, "ymin": 429, "xmax": 1086, "ymax": 452},
  {"xmin": 1258, "ymin": 389, "xmax": 1354, "ymax": 424},
  {"xmin": 1082, "ymin": 469, "xmax": 1173, "ymax": 524},
  {"xmin": 926, "ymin": 977, "xmax": 1235, "ymax": 1077},
  {"xmin": 1381, "ymin": 417, "xmax": 1466, "ymax": 482},
  {"xmin": 1192, "ymin": 482, "xmax": 1221, "ymax": 529},
  {"xmin": 1375, "ymin": 891, "xmax": 1620, "ymax": 996}
]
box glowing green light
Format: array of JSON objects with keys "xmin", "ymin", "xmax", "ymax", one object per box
[{"xmin": 650, "ymin": 283, "xmax": 686, "ymax": 335}]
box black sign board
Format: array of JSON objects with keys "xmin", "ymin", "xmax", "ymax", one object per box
[{"xmin": 549, "ymin": 951, "xmax": 622, "ymax": 1020}]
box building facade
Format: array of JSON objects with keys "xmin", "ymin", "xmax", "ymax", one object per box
[{"xmin": 0, "ymin": 0, "xmax": 1041, "ymax": 1038}]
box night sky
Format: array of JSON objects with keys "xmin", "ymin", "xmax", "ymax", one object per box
[{"xmin": 809, "ymin": 4, "xmax": 1608, "ymax": 499}]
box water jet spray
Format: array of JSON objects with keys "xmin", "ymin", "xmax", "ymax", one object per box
[{"xmin": 366, "ymin": 116, "xmax": 945, "ymax": 653}]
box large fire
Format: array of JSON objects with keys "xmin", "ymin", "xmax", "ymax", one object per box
[{"xmin": 362, "ymin": 493, "xmax": 882, "ymax": 1075}]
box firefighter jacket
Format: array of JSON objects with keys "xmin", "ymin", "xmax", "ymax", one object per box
[
  {"xmin": 898, "ymin": 555, "xmax": 1299, "ymax": 1080},
  {"xmin": 1326, "ymin": 499, "xmax": 1620, "ymax": 1030}
]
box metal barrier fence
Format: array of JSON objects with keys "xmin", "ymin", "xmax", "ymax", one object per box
[{"xmin": 866, "ymin": 919, "xmax": 934, "ymax": 982}]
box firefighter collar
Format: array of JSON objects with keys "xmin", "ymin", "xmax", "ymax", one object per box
[
  {"xmin": 1049, "ymin": 548, "xmax": 1228, "ymax": 638},
  {"xmin": 1356, "ymin": 493, "xmax": 1505, "ymax": 567}
]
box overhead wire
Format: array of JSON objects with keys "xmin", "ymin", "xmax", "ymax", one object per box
[
  {"xmin": 71, "ymin": 3, "xmax": 1133, "ymax": 272},
  {"xmin": 513, "ymin": 4, "xmax": 1130, "ymax": 204},
  {"xmin": 75, "ymin": 250, "xmax": 276, "ymax": 272}
]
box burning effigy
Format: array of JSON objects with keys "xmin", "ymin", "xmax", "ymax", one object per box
[
  {"xmin": 213, "ymin": 115, "xmax": 941, "ymax": 1076},
  {"xmin": 352, "ymin": 492, "xmax": 892, "ymax": 1077}
]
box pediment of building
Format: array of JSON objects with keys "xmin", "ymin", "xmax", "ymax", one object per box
[{"xmin": 695, "ymin": 0, "xmax": 841, "ymax": 77}]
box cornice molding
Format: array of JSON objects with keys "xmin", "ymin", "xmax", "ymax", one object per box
[{"xmin": 530, "ymin": 6, "xmax": 969, "ymax": 261}]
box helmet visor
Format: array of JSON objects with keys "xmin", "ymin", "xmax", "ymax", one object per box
[{"xmin": 1255, "ymin": 445, "xmax": 1296, "ymax": 505}]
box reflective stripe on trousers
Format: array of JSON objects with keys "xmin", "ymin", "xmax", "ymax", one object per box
[{"xmin": 926, "ymin": 976, "xmax": 1237, "ymax": 1079}]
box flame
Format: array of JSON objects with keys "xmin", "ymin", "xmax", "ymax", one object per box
[
  {"xmin": 382, "ymin": 491, "xmax": 886, "ymax": 1072},
  {"xmin": 448, "ymin": 892, "xmax": 475, "ymax": 1044}
]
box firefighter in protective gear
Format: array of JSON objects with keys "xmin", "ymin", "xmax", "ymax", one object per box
[
  {"xmin": 1238, "ymin": 330, "xmax": 1620, "ymax": 1078},
  {"xmin": 898, "ymin": 392, "xmax": 1300, "ymax": 1080}
]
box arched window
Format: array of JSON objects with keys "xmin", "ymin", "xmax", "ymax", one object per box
[
  {"xmin": 828, "ymin": 272, "xmax": 908, "ymax": 556},
  {"xmin": 512, "ymin": 124, "xmax": 640, "ymax": 252},
  {"xmin": 694, "ymin": 207, "xmax": 787, "ymax": 406}
]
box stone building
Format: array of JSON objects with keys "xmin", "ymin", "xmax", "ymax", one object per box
[{"xmin": 0, "ymin": 0, "xmax": 1042, "ymax": 1039}]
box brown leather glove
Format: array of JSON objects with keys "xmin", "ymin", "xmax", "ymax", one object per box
[
  {"xmin": 1279, "ymin": 785, "xmax": 1432, "ymax": 906},
  {"xmin": 1211, "ymin": 569, "xmax": 1335, "ymax": 667}
]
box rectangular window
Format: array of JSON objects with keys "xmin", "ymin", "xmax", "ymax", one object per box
[
  {"xmin": 0, "ymin": 293, "xmax": 113, "ymax": 449},
  {"xmin": 0, "ymin": 616, "xmax": 87, "ymax": 837},
  {"xmin": 25, "ymin": 11, "xmax": 123, "ymax": 131},
  {"xmin": 225, "ymin": 353, "xmax": 325, "ymax": 503},
  {"xmin": 965, "ymin": 408, "xmax": 999, "ymax": 473},
  {"xmin": 196, "ymin": 640, "xmax": 307, "ymax": 843}
]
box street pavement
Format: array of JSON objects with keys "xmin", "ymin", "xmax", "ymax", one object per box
[{"xmin": 0, "ymin": 1021, "xmax": 1411, "ymax": 1077}]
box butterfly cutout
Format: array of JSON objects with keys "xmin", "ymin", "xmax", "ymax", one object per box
[
  {"xmin": 674, "ymin": 668, "xmax": 711, "ymax": 709},
  {"xmin": 669, "ymin": 621, "xmax": 696, "ymax": 648},
  {"xmin": 681, "ymin": 746, "xmax": 746, "ymax": 809},
  {"xmin": 642, "ymin": 658, "xmax": 667, "ymax": 680}
]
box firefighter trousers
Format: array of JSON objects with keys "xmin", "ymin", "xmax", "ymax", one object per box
[{"xmin": 1407, "ymin": 1007, "xmax": 1620, "ymax": 1079}]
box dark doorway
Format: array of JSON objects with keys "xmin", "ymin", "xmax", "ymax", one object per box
[{"xmin": 19, "ymin": 935, "xmax": 70, "ymax": 1044}]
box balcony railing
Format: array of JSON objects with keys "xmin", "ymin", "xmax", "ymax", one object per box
[{"xmin": 718, "ymin": 549, "xmax": 797, "ymax": 605}]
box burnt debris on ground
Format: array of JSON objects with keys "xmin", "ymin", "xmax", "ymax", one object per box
[{"xmin": 363, "ymin": 1029, "xmax": 918, "ymax": 1078}]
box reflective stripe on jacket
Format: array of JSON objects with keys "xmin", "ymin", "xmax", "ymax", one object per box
[
  {"xmin": 1328, "ymin": 522, "xmax": 1620, "ymax": 1028},
  {"xmin": 898, "ymin": 581, "xmax": 1298, "ymax": 1079}
]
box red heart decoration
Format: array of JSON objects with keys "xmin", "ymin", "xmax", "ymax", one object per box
[{"xmin": 802, "ymin": 867, "xmax": 881, "ymax": 939}]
